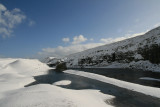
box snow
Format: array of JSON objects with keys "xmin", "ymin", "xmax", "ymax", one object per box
[
  {"xmin": 127, "ymin": 61, "xmax": 160, "ymax": 72},
  {"xmin": 64, "ymin": 70, "xmax": 160, "ymax": 98},
  {"xmin": 69, "ymin": 60, "xmax": 160, "ymax": 72},
  {"xmin": 53, "ymin": 80, "xmax": 72, "ymax": 86},
  {"xmin": 134, "ymin": 54, "xmax": 143, "ymax": 60},
  {"xmin": 0, "ymin": 84, "xmax": 114, "ymax": 107},
  {"xmin": 42, "ymin": 57, "xmax": 62, "ymax": 65},
  {"xmin": 0, "ymin": 58, "xmax": 50, "ymax": 99},
  {"xmin": 140, "ymin": 77, "xmax": 160, "ymax": 82},
  {"xmin": 42, "ymin": 57, "xmax": 55, "ymax": 63},
  {"xmin": 0, "ymin": 58, "xmax": 50, "ymax": 76},
  {"xmin": 1, "ymin": 58, "xmax": 160, "ymax": 107},
  {"xmin": 0, "ymin": 58, "xmax": 114, "ymax": 107},
  {"xmin": 99, "ymin": 60, "xmax": 160, "ymax": 72},
  {"xmin": 63, "ymin": 26, "xmax": 160, "ymax": 72}
]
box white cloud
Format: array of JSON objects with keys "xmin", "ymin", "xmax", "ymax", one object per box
[
  {"xmin": 62, "ymin": 37, "xmax": 70, "ymax": 43},
  {"xmin": 90, "ymin": 38, "xmax": 94, "ymax": 41},
  {"xmin": 100, "ymin": 32, "xmax": 146, "ymax": 44},
  {"xmin": 28, "ymin": 20, "xmax": 35, "ymax": 26},
  {"xmin": 36, "ymin": 35, "xmax": 93, "ymax": 59},
  {"xmin": 0, "ymin": 3, "xmax": 26, "ymax": 38},
  {"xmin": 0, "ymin": 3, "xmax": 6, "ymax": 11},
  {"xmin": 37, "ymin": 32, "xmax": 147, "ymax": 59},
  {"xmin": 37, "ymin": 43, "xmax": 104, "ymax": 58},
  {"xmin": 72, "ymin": 35, "xmax": 87, "ymax": 44}
]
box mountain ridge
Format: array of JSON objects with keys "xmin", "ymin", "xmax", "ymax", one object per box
[{"xmin": 63, "ymin": 26, "xmax": 160, "ymax": 72}]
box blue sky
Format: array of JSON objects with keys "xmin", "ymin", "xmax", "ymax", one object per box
[{"xmin": 0, "ymin": 0, "xmax": 160, "ymax": 59}]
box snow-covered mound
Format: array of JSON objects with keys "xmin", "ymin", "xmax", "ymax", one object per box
[
  {"xmin": 0, "ymin": 58, "xmax": 114, "ymax": 107},
  {"xmin": 0, "ymin": 58, "xmax": 50, "ymax": 99},
  {"xmin": 0, "ymin": 84, "xmax": 114, "ymax": 107},
  {"xmin": 1, "ymin": 58, "xmax": 49, "ymax": 76},
  {"xmin": 64, "ymin": 26, "xmax": 160, "ymax": 72}
]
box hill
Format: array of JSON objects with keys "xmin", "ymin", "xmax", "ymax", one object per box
[{"xmin": 64, "ymin": 26, "xmax": 160, "ymax": 72}]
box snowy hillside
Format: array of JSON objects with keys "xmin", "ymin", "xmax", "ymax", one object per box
[
  {"xmin": 65, "ymin": 26, "xmax": 160, "ymax": 72},
  {"xmin": 42, "ymin": 57, "xmax": 63, "ymax": 67},
  {"xmin": 42, "ymin": 57, "xmax": 56, "ymax": 63}
]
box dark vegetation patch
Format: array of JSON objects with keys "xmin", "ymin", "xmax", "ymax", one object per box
[
  {"xmin": 138, "ymin": 44, "xmax": 160, "ymax": 64},
  {"xmin": 55, "ymin": 62, "xmax": 67, "ymax": 72},
  {"xmin": 76, "ymin": 44, "xmax": 160, "ymax": 67}
]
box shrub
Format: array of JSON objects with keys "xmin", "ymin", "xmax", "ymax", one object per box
[{"xmin": 55, "ymin": 62, "xmax": 67, "ymax": 72}]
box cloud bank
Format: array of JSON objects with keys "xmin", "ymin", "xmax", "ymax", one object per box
[
  {"xmin": 38, "ymin": 43, "xmax": 103, "ymax": 59},
  {"xmin": 37, "ymin": 32, "xmax": 146, "ymax": 59}
]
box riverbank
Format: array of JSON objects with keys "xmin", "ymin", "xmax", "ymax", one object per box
[
  {"xmin": 26, "ymin": 69, "xmax": 160, "ymax": 107},
  {"xmin": 69, "ymin": 68, "xmax": 160, "ymax": 88}
]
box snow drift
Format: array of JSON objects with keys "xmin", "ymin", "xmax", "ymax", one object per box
[{"xmin": 0, "ymin": 58, "xmax": 114, "ymax": 107}]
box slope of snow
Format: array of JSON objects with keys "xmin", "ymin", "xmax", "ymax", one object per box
[
  {"xmin": 99, "ymin": 61, "xmax": 160, "ymax": 72},
  {"xmin": 0, "ymin": 58, "xmax": 50, "ymax": 76},
  {"xmin": 53, "ymin": 80, "xmax": 72, "ymax": 86},
  {"xmin": 42, "ymin": 57, "xmax": 55, "ymax": 63},
  {"xmin": 0, "ymin": 84, "xmax": 114, "ymax": 107},
  {"xmin": 64, "ymin": 70, "xmax": 160, "ymax": 98},
  {"xmin": 0, "ymin": 58, "xmax": 114, "ymax": 107},
  {"xmin": 127, "ymin": 61, "xmax": 160, "ymax": 72},
  {"xmin": 42, "ymin": 57, "xmax": 62, "ymax": 65},
  {"xmin": 64, "ymin": 26, "xmax": 160, "ymax": 72},
  {"xmin": 0, "ymin": 58, "xmax": 50, "ymax": 99},
  {"xmin": 0, "ymin": 58, "xmax": 17, "ymax": 68}
]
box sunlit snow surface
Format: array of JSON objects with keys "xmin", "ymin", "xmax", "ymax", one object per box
[
  {"xmin": 53, "ymin": 80, "xmax": 72, "ymax": 86},
  {"xmin": 0, "ymin": 58, "xmax": 114, "ymax": 107},
  {"xmin": 0, "ymin": 58, "xmax": 160, "ymax": 107}
]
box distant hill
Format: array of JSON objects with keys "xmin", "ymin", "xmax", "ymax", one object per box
[
  {"xmin": 63, "ymin": 26, "xmax": 160, "ymax": 72},
  {"xmin": 43, "ymin": 57, "xmax": 64, "ymax": 67}
]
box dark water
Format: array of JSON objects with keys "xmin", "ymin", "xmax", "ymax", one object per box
[
  {"xmin": 71, "ymin": 68, "xmax": 160, "ymax": 88},
  {"xmin": 25, "ymin": 69, "xmax": 160, "ymax": 107}
]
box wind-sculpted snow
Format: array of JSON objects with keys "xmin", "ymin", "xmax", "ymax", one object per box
[
  {"xmin": 0, "ymin": 58, "xmax": 50, "ymax": 98},
  {"xmin": 0, "ymin": 84, "xmax": 114, "ymax": 107},
  {"xmin": 0, "ymin": 58, "xmax": 114, "ymax": 107}
]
